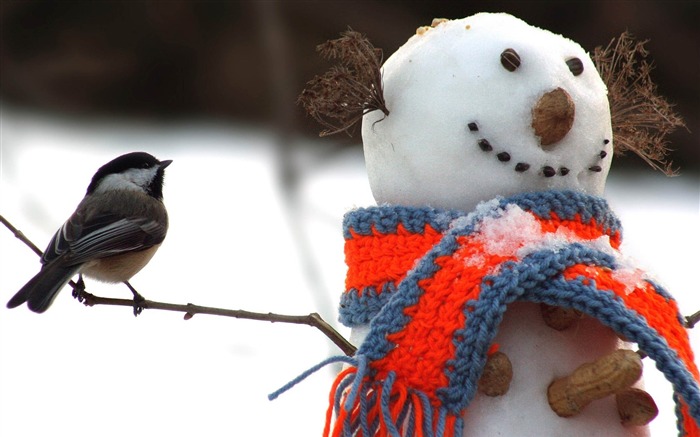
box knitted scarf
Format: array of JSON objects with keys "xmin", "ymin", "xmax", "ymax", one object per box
[{"xmin": 272, "ymin": 190, "xmax": 700, "ymax": 437}]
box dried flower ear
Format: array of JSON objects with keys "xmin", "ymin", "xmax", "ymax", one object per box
[
  {"xmin": 593, "ymin": 32, "xmax": 685, "ymax": 175},
  {"xmin": 298, "ymin": 29, "xmax": 389, "ymax": 137}
]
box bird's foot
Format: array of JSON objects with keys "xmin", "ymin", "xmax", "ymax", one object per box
[
  {"xmin": 72, "ymin": 275, "xmax": 87, "ymax": 302},
  {"xmin": 124, "ymin": 281, "xmax": 145, "ymax": 316}
]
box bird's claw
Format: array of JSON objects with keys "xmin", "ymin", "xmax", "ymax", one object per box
[
  {"xmin": 72, "ymin": 275, "xmax": 87, "ymax": 302},
  {"xmin": 124, "ymin": 281, "xmax": 146, "ymax": 317},
  {"xmin": 132, "ymin": 294, "xmax": 145, "ymax": 317}
]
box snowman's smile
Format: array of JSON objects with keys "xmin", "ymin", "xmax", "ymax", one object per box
[{"xmin": 467, "ymin": 121, "xmax": 609, "ymax": 178}]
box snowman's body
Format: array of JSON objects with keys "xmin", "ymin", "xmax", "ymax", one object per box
[
  {"xmin": 354, "ymin": 13, "xmax": 648, "ymax": 436},
  {"xmin": 350, "ymin": 303, "xmax": 647, "ymax": 436},
  {"xmin": 464, "ymin": 302, "xmax": 647, "ymax": 436}
]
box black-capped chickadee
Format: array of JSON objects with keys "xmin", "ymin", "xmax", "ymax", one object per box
[{"xmin": 7, "ymin": 151, "xmax": 172, "ymax": 314}]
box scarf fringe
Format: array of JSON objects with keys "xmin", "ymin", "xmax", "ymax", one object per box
[
  {"xmin": 268, "ymin": 355, "xmax": 358, "ymax": 401},
  {"xmin": 323, "ymin": 355, "xmax": 463, "ymax": 437}
]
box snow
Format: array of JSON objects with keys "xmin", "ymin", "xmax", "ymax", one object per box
[
  {"xmin": 478, "ymin": 204, "xmax": 544, "ymax": 256},
  {"xmin": 362, "ymin": 13, "xmax": 612, "ymax": 212},
  {"xmin": 444, "ymin": 194, "xmax": 656, "ymax": 303},
  {"xmin": 0, "ymin": 111, "xmax": 697, "ymax": 437},
  {"xmin": 611, "ymin": 268, "xmax": 650, "ymax": 296},
  {"xmin": 469, "ymin": 204, "xmax": 653, "ymax": 297}
]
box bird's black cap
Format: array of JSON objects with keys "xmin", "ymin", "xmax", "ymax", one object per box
[{"xmin": 86, "ymin": 152, "xmax": 171, "ymax": 198}]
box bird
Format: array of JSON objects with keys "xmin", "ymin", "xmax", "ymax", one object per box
[{"xmin": 7, "ymin": 151, "xmax": 172, "ymax": 315}]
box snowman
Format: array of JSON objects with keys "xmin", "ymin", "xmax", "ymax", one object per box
[{"xmin": 290, "ymin": 12, "xmax": 700, "ymax": 437}]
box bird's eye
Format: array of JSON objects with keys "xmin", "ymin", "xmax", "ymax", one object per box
[
  {"xmin": 566, "ymin": 57, "xmax": 584, "ymax": 76},
  {"xmin": 500, "ymin": 48, "xmax": 521, "ymax": 72}
]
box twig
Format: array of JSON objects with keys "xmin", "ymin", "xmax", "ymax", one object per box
[
  {"xmin": 0, "ymin": 214, "xmax": 44, "ymax": 257},
  {"xmin": 686, "ymin": 309, "xmax": 700, "ymax": 329},
  {"xmin": 0, "ymin": 214, "xmax": 81, "ymax": 290},
  {"xmin": 1, "ymin": 213, "xmax": 357, "ymax": 356},
  {"xmin": 78, "ymin": 290, "xmax": 357, "ymax": 356}
]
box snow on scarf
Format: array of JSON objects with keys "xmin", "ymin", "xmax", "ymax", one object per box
[{"xmin": 271, "ymin": 190, "xmax": 700, "ymax": 437}]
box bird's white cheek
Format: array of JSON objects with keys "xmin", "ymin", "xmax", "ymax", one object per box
[
  {"xmin": 94, "ymin": 173, "xmax": 144, "ymax": 194},
  {"xmin": 94, "ymin": 167, "xmax": 159, "ymax": 194}
]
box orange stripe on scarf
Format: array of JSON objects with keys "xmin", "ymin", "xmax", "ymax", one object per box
[{"xmin": 345, "ymin": 223, "xmax": 443, "ymax": 293}]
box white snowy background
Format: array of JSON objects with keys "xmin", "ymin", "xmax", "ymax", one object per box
[{"xmin": 0, "ymin": 111, "xmax": 698, "ymax": 436}]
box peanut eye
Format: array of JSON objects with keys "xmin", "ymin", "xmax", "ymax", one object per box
[
  {"xmin": 566, "ymin": 57, "xmax": 584, "ymax": 76},
  {"xmin": 500, "ymin": 48, "xmax": 521, "ymax": 72}
]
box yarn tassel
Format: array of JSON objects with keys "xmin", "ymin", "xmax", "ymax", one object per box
[
  {"xmin": 269, "ymin": 355, "xmax": 357, "ymax": 401},
  {"xmin": 326, "ymin": 366, "xmax": 358, "ymax": 437},
  {"xmin": 271, "ymin": 354, "xmax": 490, "ymax": 437},
  {"xmin": 324, "ymin": 363, "xmax": 463, "ymax": 437}
]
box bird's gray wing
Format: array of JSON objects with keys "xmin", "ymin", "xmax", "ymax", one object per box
[{"xmin": 42, "ymin": 212, "xmax": 167, "ymax": 266}]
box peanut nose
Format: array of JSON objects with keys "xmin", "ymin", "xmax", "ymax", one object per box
[{"xmin": 532, "ymin": 87, "xmax": 575, "ymax": 146}]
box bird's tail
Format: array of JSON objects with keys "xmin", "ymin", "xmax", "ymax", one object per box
[{"xmin": 7, "ymin": 264, "xmax": 80, "ymax": 313}]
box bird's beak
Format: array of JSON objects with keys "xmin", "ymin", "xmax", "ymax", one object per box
[{"xmin": 159, "ymin": 159, "xmax": 173, "ymax": 169}]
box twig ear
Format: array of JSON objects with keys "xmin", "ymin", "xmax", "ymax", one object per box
[
  {"xmin": 593, "ymin": 32, "xmax": 685, "ymax": 175},
  {"xmin": 298, "ymin": 28, "xmax": 389, "ymax": 137}
]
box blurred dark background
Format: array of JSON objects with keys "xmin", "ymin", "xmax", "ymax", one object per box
[{"xmin": 1, "ymin": 1, "xmax": 698, "ymax": 171}]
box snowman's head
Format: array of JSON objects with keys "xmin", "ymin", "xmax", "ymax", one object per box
[{"xmin": 362, "ymin": 13, "xmax": 613, "ymax": 211}]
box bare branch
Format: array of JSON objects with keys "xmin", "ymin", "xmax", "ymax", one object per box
[
  {"xmin": 0, "ymin": 214, "xmax": 82, "ymax": 290},
  {"xmin": 686, "ymin": 309, "xmax": 700, "ymax": 329},
  {"xmin": 77, "ymin": 290, "xmax": 357, "ymax": 356},
  {"xmin": 1, "ymin": 214, "xmax": 357, "ymax": 357},
  {"xmin": 0, "ymin": 214, "xmax": 44, "ymax": 257}
]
